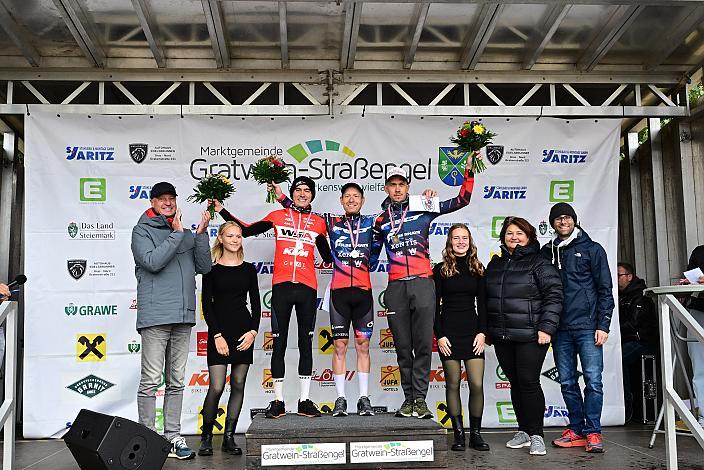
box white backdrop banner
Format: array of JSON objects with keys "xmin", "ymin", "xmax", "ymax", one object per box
[{"xmin": 23, "ymin": 113, "xmax": 623, "ymax": 438}]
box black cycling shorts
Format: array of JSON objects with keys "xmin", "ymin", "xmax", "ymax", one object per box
[{"xmin": 329, "ymin": 287, "xmax": 374, "ymax": 340}]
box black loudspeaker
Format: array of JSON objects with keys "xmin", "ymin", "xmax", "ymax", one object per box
[{"xmin": 63, "ymin": 409, "xmax": 170, "ymax": 470}]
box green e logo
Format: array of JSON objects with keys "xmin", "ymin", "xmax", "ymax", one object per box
[{"xmin": 549, "ymin": 180, "xmax": 574, "ymax": 202}]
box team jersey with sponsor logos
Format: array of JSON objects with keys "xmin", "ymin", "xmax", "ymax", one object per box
[
  {"xmin": 219, "ymin": 207, "xmax": 331, "ymax": 290},
  {"xmin": 374, "ymin": 166, "xmax": 474, "ymax": 281},
  {"xmin": 279, "ymin": 195, "xmax": 383, "ymax": 290}
]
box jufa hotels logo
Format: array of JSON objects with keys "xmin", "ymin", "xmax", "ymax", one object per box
[
  {"xmin": 262, "ymin": 369, "xmax": 274, "ymax": 392},
  {"xmin": 66, "ymin": 374, "xmax": 114, "ymax": 398},
  {"xmin": 76, "ymin": 334, "xmax": 107, "ymax": 362},
  {"xmin": 438, "ymin": 147, "xmax": 468, "ymax": 187},
  {"xmin": 263, "ymin": 331, "xmax": 274, "ymax": 352},
  {"xmin": 80, "ymin": 178, "xmax": 106, "ymax": 202},
  {"xmin": 287, "ymin": 140, "xmax": 356, "ymax": 162},
  {"xmin": 379, "ymin": 328, "xmax": 395, "ymax": 352},
  {"xmin": 380, "ymin": 366, "xmax": 400, "ymax": 390},
  {"xmin": 549, "ymin": 180, "xmax": 574, "ymax": 202},
  {"xmin": 318, "ymin": 328, "xmax": 334, "ymax": 354}
]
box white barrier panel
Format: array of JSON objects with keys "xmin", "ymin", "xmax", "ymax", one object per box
[{"xmin": 23, "ymin": 113, "xmax": 623, "ymax": 437}]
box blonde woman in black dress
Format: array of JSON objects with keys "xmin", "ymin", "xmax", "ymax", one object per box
[
  {"xmin": 198, "ymin": 222, "xmax": 261, "ymax": 456},
  {"xmin": 433, "ymin": 223, "xmax": 489, "ymax": 452}
]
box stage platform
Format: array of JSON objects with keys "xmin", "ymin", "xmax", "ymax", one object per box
[
  {"xmin": 245, "ymin": 413, "xmax": 447, "ymax": 468},
  {"xmin": 8, "ymin": 425, "xmax": 704, "ymax": 470}
]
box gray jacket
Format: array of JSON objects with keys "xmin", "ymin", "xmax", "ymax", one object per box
[{"xmin": 131, "ymin": 210, "xmax": 212, "ymax": 330}]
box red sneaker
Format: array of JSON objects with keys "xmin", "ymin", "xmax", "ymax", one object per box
[
  {"xmin": 551, "ymin": 428, "xmax": 587, "ymax": 448},
  {"xmin": 585, "ymin": 433, "xmax": 604, "ymax": 453}
]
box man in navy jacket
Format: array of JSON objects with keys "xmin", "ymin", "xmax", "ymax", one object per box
[{"xmin": 541, "ymin": 203, "xmax": 614, "ymax": 453}]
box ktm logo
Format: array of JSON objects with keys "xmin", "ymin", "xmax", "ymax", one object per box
[
  {"xmin": 380, "ymin": 366, "xmax": 400, "ymax": 389},
  {"xmin": 189, "ymin": 370, "xmax": 230, "ymax": 387},
  {"xmin": 263, "ymin": 332, "xmax": 274, "ymax": 351},
  {"xmin": 198, "ymin": 406, "xmax": 226, "ymax": 434},
  {"xmin": 429, "ymin": 366, "xmax": 468, "ymax": 383},
  {"xmin": 283, "ymin": 247, "xmax": 309, "ymax": 257},
  {"xmin": 262, "ymin": 369, "xmax": 273, "ymax": 390},
  {"xmin": 76, "ymin": 334, "xmax": 106, "ymax": 362},
  {"xmin": 379, "ymin": 328, "xmax": 395, "ymax": 350}
]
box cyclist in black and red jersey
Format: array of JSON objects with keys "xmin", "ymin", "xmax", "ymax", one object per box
[
  {"xmin": 212, "ymin": 176, "xmax": 332, "ymax": 419},
  {"xmin": 375, "ymin": 156, "xmax": 475, "ymax": 419}
]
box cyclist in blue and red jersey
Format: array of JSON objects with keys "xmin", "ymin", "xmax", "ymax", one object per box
[{"xmin": 375, "ymin": 157, "xmax": 475, "ymax": 419}]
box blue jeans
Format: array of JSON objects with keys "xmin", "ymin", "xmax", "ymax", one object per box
[{"xmin": 553, "ymin": 329, "xmax": 604, "ymax": 435}]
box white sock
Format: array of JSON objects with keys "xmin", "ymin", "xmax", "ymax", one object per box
[
  {"xmin": 299, "ymin": 375, "xmax": 311, "ymax": 401},
  {"xmin": 334, "ymin": 374, "xmax": 346, "ymax": 398},
  {"xmin": 358, "ymin": 372, "xmax": 369, "ymax": 397},
  {"xmin": 273, "ymin": 378, "xmax": 284, "ymax": 401}
]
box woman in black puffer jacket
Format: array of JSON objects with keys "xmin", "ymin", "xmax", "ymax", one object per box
[{"xmin": 485, "ymin": 216, "xmax": 562, "ymax": 456}]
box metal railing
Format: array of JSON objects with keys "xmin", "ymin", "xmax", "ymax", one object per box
[
  {"xmin": 645, "ymin": 286, "xmax": 704, "ymax": 469},
  {"xmin": 0, "ymin": 301, "xmax": 17, "ymax": 470}
]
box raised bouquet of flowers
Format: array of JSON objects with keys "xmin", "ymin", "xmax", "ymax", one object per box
[
  {"xmin": 450, "ymin": 120, "xmax": 497, "ymax": 174},
  {"xmin": 187, "ymin": 174, "xmax": 235, "ymax": 219},
  {"xmin": 251, "ymin": 155, "xmax": 292, "ymax": 203}
]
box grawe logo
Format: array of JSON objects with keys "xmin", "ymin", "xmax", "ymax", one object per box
[
  {"xmin": 495, "ymin": 365, "xmax": 510, "ymax": 389},
  {"xmin": 483, "ymin": 185, "xmax": 527, "ymax": 200},
  {"xmin": 541, "ymin": 149, "xmax": 588, "ymax": 164},
  {"xmin": 80, "ymin": 178, "xmax": 106, "ymax": 202},
  {"xmin": 76, "ymin": 333, "xmax": 106, "ymax": 362},
  {"xmin": 66, "ymin": 374, "xmax": 115, "ymax": 398},
  {"xmin": 318, "ymin": 328, "xmax": 334, "ymax": 354},
  {"xmin": 438, "ymin": 147, "xmax": 469, "ymax": 187},
  {"xmin": 379, "ymin": 328, "xmax": 395, "ymax": 352},
  {"xmin": 496, "ymin": 401, "xmax": 517, "ymax": 423},
  {"xmin": 129, "ymin": 185, "xmax": 151, "ymax": 200},
  {"xmin": 65, "ymin": 303, "xmax": 117, "ymax": 316},
  {"xmin": 380, "ymin": 365, "xmax": 400, "ymax": 390},
  {"xmin": 127, "ymin": 340, "xmax": 141, "ymax": 354},
  {"xmin": 313, "ymin": 369, "xmax": 355, "ymax": 386},
  {"xmin": 549, "ymin": 180, "xmax": 575, "ymax": 202},
  {"xmin": 197, "ymin": 331, "xmax": 208, "ymax": 356},
  {"xmin": 66, "ymin": 146, "xmax": 115, "ymax": 161},
  {"xmin": 262, "ymin": 368, "xmax": 274, "ymax": 392},
  {"xmin": 491, "ymin": 216, "xmax": 508, "ymax": 239}
]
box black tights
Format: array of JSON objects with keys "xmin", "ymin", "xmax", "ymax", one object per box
[
  {"xmin": 442, "ymin": 358, "xmax": 485, "ymax": 418},
  {"xmin": 202, "ymin": 364, "xmax": 250, "ymax": 425}
]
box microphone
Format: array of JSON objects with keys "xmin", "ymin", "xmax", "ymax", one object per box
[{"xmin": 6, "ymin": 274, "xmax": 27, "ymax": 289}]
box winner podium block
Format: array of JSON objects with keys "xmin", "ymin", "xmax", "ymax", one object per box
[{"xmin": 245, "ymin": 413, "xmax": 448, "ymax": 468}]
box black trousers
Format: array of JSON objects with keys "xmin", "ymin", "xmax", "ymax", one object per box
[
  {"xmin": 270, "ymin": 282, "xmax": 317, "ymax": 378},
  {"xmin": 494, "ymin": 340, "xmax": 549, "ymax": 437}
]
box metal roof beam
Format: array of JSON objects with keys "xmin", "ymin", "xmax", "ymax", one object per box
[
  {"xmin": 577, "ymin": 4, "xmax": 645, "ymax": 72},
  {"xmin": 460, "ymin": 3, "xmax": 504, "ymax": 70},
  {"xmin": 52, "ymin": 0, "xmax": 105, "ymax": 67},
  {"xmin": 403, "ymin": 2, "xmax": 430, "ymax": 70},
  {"xmin": 279, "ymin": 2, "xmax": 289, "ymax": 69},
  {"xmin": 522, "ymin": 4, "xmax": 570, "ymax": 70},
  {"xmin": 201, "ymin": 0, "xmax": 231, "ymax": 69},
  {"xmin": 645, "ymin": 5, "xmax": 704, "ymax": 69},
  {"xmin": 0, "ymin": 1, "xmax": 41, "ymax": 67},
  {"xmin": 130, "ymin": 0, "xmax": 166, "ymax": 68},
  {"xmin": 341, "ymin": 2, "xmax": 363, "ymax": 70}
]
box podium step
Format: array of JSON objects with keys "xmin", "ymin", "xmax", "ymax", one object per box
[{"xmin": 245, "ymin": 413, "xmax": 448, "ymax": 468}]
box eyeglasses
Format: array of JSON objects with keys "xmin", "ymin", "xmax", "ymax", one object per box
[
  {"xmin": 554, "ymin": 215, "xmax": 573, "ymax": 223},
  {"xmin": 617, "ymin": 273, "xmax": 630, "ymax": 277}
]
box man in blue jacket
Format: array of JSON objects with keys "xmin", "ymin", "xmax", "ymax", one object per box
[
  {"xmin": 541, "ymin": 202, "xmax": 614, "ymax": 453},
  {"xmin": 131, "ymin": 182, "xmax": 212, "ymax": 460}
]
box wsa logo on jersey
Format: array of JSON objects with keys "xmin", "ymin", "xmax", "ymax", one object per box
[
  {"xmin": 541, "ymin": 149, "xmax": 588, "ymax": 164},
  {"xmin": 483, "ymin": 185, "xmax": 527, "ymax": 200},
  {"xmin": 66, "ymin": 146, "xmax": 115, "ymax": 161},
  {"xmin": 438, "ymin": 147, "xmax": 469, "ymax": 187}
]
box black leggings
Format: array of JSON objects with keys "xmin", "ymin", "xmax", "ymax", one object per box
[
  {"xmin": 201, "ymin": 364, "xmax": 250, "ymax": 427},
  {"xmin": 442, "ymin": 358, "xmax": 485, "ymax": 418},
  {"xmin": 271, "ymin": 282, "xmax": 317, "ymax": 378},
  {"xmin": 494, "ymin": 341, "xmax": 549, "ymax": 437}
]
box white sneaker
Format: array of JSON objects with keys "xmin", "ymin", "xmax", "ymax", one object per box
[
  {"xmin": 169, "ymin": 436, "xmax": 196, "ymax": 460},
  {"xmin": 529, "ymin": 435, "xmax": 547, "ymax": 456}
]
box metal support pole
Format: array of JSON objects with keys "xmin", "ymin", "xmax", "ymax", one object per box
[
  {"xmin": 678, "ymin": 120, "xmax": 700, "ymax": 254},
  {"xmin": 657, "ymin": 295, "xmax": 678, "ymax": 468},
  {"xmin": 626, "ymin": 131, "xmax": 647, "ymax": 281},
  {"xmin": 649, "ymin": 118, "xmax": 671, "ymax": 286}
]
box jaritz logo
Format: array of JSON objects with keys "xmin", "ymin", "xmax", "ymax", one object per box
[
  {"xmin": 65, "ymin": 303, "xmax": 117, "ymax": 316},
  {"xmin": 486, "ymin": 145, "xmax": 504, "ymax": 165},
  {"xmin": 66, "ymin": 374, "xmax": 115, "ymax": 398},
  {"xmin": 129, "ymin": 185, "xmax": 151, "ymax": 200},
  {"xmin": 380, "ymin": 366, "xmax": 400, "ymax": 390},
  {"xmin": 129, "ymin": 143, "xmax": 148, "ymax": 164},
  {"xmin": 67, "ymin": 259, "xmax": 87, "ymax": 280},
  {"xmin": 491, "ymin": 216, "xmax": 508, "ymax": 239},
  {"xmin": 76, "ymin": 334, "xmax": 107, "ymax": 362},
  {"xmin": 545, "ymin": 405, "xmax": 569, "ymax": 418},
  {"xmin": 262, "ymin": 369, "xmax": 274, "ymax": 392},
  {"xmin": 549, "ymin": 180, "xmax": 575, "ymax": 202},
  {"xmin": 435, "ymin": 402, "xmax": 453, "ymax": 428},
  {"xmin": 198, "ymin": 406, "xmax": 226, "ymax": 434},
  {"xmin": 483, "ymin": 185, "xmax": 527, "ymax": 200},
  {"xmin": 542, "ymin": 149, "xmax": 588, "ymax": 164},
  {"xmin": 79, "ymin": 178, "xmax": 106, "ymax": 202},
  {"xmin": 127, "ymin": 340, "xmax": 141, "ymax": 354},
  {"xmin": 318, "ymin": 328, "xmax": 334, "ymax": 355},
  {"xmin": 496, "ymin": 401, "xmax": 517, "ymax": 423},
  {"xmin": 438, "ymin": 147, "xmax": 468, "ymax": 187},
  {"xmin": 66, "ymin": 146, "xmax": 115, "ymax": 161},
  {"xmin": 379, "ymin": 328, "xmax": 395, "ymax": 352},
  {"xmin": 263, "ymin": 332, "xmax": 274, "ymax": 352}
]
